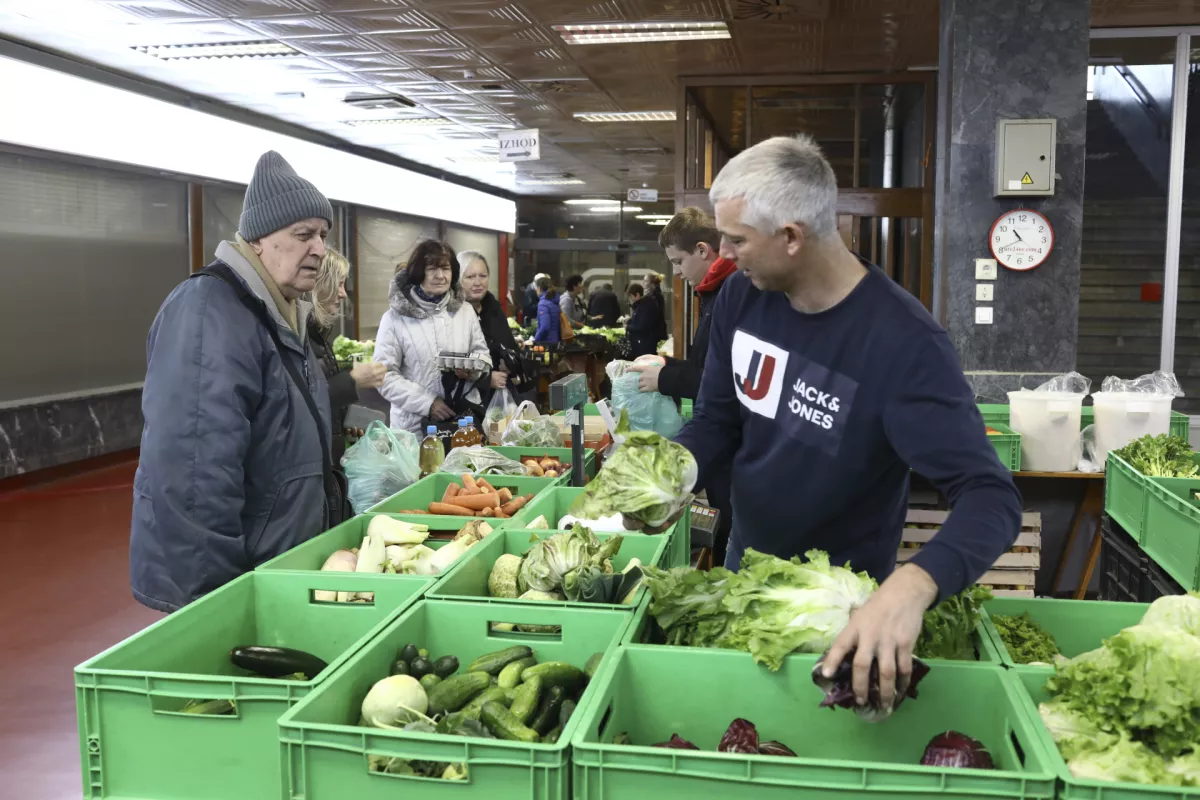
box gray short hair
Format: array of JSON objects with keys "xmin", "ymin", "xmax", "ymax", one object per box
[
  {"xmin": 457, "ymin": 250, "xmax": 488, "ymax": 272},
  {"xmin": 709, "ymin": 135, "xmax": 838, "ymax": 239}
]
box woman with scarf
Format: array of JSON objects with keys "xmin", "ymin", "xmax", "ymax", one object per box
[{"xmin": 374, "ymin": 240, "xmax": 490, "ymax": 434}]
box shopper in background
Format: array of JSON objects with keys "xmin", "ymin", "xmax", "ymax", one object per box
[
  {"xmin": 374, "ymin": 240, "xmax": 490, "ymax": 434},
  {"xmin": 629, "ymin": 207, "xmax": 737, "ymax": 563},
  {"xmin": 624, "ymin": 282, "xmax": 662, "ymax": 358},
  {"xmin": 587, "ymin": 282, "xmax": 622, "ymax": 327},
  {"xmin": 131, "ymin": 150, "xmax": 341, "ymax": 612},
  {"xmin": 307, "ymin": 248, "xmax": 387, "ymax": 462},
  {"xmin": 677, "ymin": 134, "xmax": 1021, "ymax": 708},
  {"xmin": 644, "ymin": 272, "xmax": 669, "ymax": 341},
  {"xmin": 533, "ymin": 276, "xmax": 562, "ymax": 344},
  {"xmin": 559, "ymin": 274, "xmax": 587, "ymax": 326},
  {"xmin": 459, "ymin": 250, "xmax": 521, "ymax": 406},
  {"xmin": 522, "ymin": 271, "xmax": 549, "ymax": 325}
]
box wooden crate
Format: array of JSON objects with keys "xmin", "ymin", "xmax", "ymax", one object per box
[{"xmin": 899, "ymin": 509, "xmax": 1041, "ymax": 597}]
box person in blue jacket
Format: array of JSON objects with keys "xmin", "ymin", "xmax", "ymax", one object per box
[
  {"xmin": 130, "ymin": 151, "xmax": 340, "ymax": 612},
  {"xmin": 676, "ymin": 134, "xmax": 1022, "ymax": 710},
  {"xmin": 533, "ymin": 276, "xmax": 561, "ymax": 344}
]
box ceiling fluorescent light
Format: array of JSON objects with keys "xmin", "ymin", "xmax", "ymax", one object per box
[
  {"xmin": 343, "ymin": 117, "xmax": 449, "ymax": 127},
  {"xmin": 588, "ymin": 205, "xmax": 642, "ymax": 213},
  {"xmin": 519, "ymin": 178, "xmax": 585, "ymax": 185},
  {"xmin": 574, "ymin": 111, "xmax": 675, "ymax": 122},
  {"xmin": 636, "ymin": 214, "xmax": 674, "ymax": 220},
  {"xmin": 133, "ymin": 41, "xmax": 301, "ymax": 61},
  {"xmin": 648, "ymin": 220, "xmax": 669, "ymax": 226},
  {"xmin": 564, "ymin": 198, "xmax": 618, "ymax": 205},
  {"xmin": 554, "ymin": 21, "xmax": 729, "ymax": 45}
]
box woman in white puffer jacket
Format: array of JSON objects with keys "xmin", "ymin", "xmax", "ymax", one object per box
[{"xmin": 374, "ymin": 240, "xmax": 491, "ymax": 434}]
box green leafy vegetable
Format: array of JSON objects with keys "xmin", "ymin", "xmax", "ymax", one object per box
[
  {"xmin": 563, "ymin": 562, "xmax": 644, "ymax": 604},
  {"xmin": 575, "ymin": 326, "xmax": 625, "ymax": 344},
  {"xmin": 914, "ymin": 585, "xmax": 992, "ymax": 661},
  {"xmin": 517, "ymin": 526, "xmax": 621, "ymax": 594},
  {"xmin": 1067, "ymin": 738, "xmax": 1178, "ymax": 786},
  {"xmin": 1113, "ymin": 434, "xmax": 1198, "ymax": 478},
  {"xmin": 992, "ymin": 613, "xmax": 1060, "ymax": 664},
  {"xmin": 367, "ymin": 712, "xmax": 491, "ymax": 779},
  {"xmin": 569, "ymin": 410, "xmax": 697, "ymax": 528},
  {"xmin": 332, "ymin": 335, "xmax": 374, "ymax": 363},
  {"xmin": 643, "ymin": 565, "xmax": 736, "ymax": 647}
]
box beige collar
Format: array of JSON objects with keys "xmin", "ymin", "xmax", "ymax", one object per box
[{"xmin": 233, "ymin": 234, "xmax": 298, "ymax": 335}]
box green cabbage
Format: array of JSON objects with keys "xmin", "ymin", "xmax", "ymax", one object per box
[
  {"xmin": 569, "ymin": 411, "xmax": 696, "ymax": 528},
  {"xmin": 518, "ymin": 527, "xmax": 621, "ymax": 594}
]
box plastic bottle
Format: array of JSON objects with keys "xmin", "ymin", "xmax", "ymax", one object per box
[
  {"xmin": 460, "ymin": 416, "xmax": 483, "ymax": 447},
  {"xmin": 450, "ymin": 418, "xmax": 472, "ymax": 450},
  {"xmin": 419, "ymin": 425, "xmax": 444, "ymax": 477}
]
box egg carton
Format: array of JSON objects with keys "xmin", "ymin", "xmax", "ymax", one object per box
[{"xmin": 436, "ymin": 351, "xmax": 489, "ymax": 373}]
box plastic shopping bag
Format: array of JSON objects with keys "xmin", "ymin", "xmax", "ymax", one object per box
[
  {"xmin": 484, "ymin": 387, "xmax": 516, "ymax": 445},
  {"xmin": 500, "ymin": 399, "xmax": 562, "ymax": 448},
  {"xmin": 341, "ymin": 420, "xmax": 420, "ymax": 514},
  {"xmin": 607, "ymin": 359, "xmax": 683, "ymax": 439}
]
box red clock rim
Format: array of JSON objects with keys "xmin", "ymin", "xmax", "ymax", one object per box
[{"xmin": 988, "ymin": 209, "xmax": 1054, "ymax": 271}]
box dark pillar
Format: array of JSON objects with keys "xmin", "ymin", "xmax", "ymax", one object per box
[{"xmin": 935, "ymin": 0, "xmax": 1090, "ymax": 401}]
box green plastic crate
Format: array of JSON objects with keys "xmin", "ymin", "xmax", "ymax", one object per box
[
  {"xmin": 1142, "ymin": 478, "xmax": 1200, "ymax": 591},
  {"xmin": 1105, "ymin": 452, "xmax": 1200, "ymax": 544},
  {"xmin": 987, "ymin": 422, "xmax": 1023, "ymax": 471},
  {"xmin": 512, "ymin": 487, "xmax": 690, "ymax": 567},
  {"xmin": 371, "ymin": 472, "xmax": 560, "ymax": 517},
  {"xmin": 256, "ymin": 513, "xmax": 474, "ymax": 575},
  {"xmin": 1011, "ymin": 668, "xmax": 1200, "ymax": 799},
  {"xmin": 75, "ymin": 570, "xmax": 429, "ymax": 800},
  {"xmin": 979, "ymin": 597, "xmax": 1148, "ymax": 668},
  {"xmin": 427, "ymin": 527, "xmax": 668, "ymax": 610},
  {"xmin": 277, "ymin": 599, "xmax": 630, "ymax": 800},
  {"xmin": 572, "ymin": 647, "xmax": 1057, "ymax": 800},
  {"xmin": 681, "ymin": 399, "xmax": 693, "ymax": 420},
  {"xmin": 621, "ymin": 592, "xmax": 1003, "ymax": 662},
  {"xmin": 489, "ymin": 445, "xmax": 597, "ymax": 479},
  {"xmin": 978, "ymin": 404, "xmax": 1191, "ymax": 440}
]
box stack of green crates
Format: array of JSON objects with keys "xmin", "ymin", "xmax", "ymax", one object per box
[{"xmin": 1105, "ymin": 451, "xmax": 1200, "ymax": 590}]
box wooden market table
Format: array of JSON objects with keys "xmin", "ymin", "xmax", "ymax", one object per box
[{"xmin": 1012, "ymin": 470, "xmax": 1106, "ymax": 599}]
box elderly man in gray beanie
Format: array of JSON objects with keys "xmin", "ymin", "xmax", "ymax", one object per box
[{"xmin": 131, "ymin": 151, "xmax": 344, "ymax": 612}]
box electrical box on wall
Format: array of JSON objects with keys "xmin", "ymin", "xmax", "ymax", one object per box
[{"xmin": 994, "ymin": 119, "xmax": 1056, "ymax": 197}]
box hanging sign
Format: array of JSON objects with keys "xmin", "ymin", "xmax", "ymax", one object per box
[
  {"xmin": 499, "ymin": 129, "xmax": 540, "ymax": 162},
  {"xmin": 627, "ymin": 188, "xmax": 659, "ymax": 202}
]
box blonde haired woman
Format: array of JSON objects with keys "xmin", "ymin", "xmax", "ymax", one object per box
[{"xmin": 308, "ymin": 247, "xmax": 386, "ymax": 460}]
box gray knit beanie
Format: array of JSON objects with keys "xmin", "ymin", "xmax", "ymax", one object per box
[{"xmin": 238, "ymin": 151, "xmax": 334, "ymax": 241}]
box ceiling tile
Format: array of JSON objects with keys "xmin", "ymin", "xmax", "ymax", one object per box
[
  {"xmin": 330, "ymin": 8, "xmax": 442, "ymax": 34},
  {"xmin": 188, "ymin": 0, "xmax": 312, "ymax": 16},
  {"xmin": 283, "ymin": 35, "xmax": 384, "ymax": 56},
  {"xmin": 99, "ymin": 0, "xmax": 216, "ymax": 21},
  {"xmin": 240, "ymin": 13, "xmax": 352, "ymax": 38},
  {"xmin": 363, "ymin": 29, "xmax": 468, "ymax": 51}
]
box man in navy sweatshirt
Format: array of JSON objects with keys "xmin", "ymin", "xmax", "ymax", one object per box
[{"xmin": 676, "ymin": 134, "xmax": 1021, "ymax": 711}]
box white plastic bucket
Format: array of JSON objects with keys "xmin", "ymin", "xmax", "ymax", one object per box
[
  {"xmin": 1090, "ymin": 392, "xmax": 1173, "ymax": 465},
  {"xmin": 1007, "ymin": 390, "xmax": 1085, "ymax": 472}
]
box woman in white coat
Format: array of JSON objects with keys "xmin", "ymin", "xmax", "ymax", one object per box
[{"xmin": 374, "ymin": 240, "xmax": 490, "ymax": 434}]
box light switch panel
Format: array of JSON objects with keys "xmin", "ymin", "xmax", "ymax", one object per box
[
  {"xmin": 976, "ymin": 306, "xmax": 994, "ymax": 325},
  {"xmin": 976, "ymin": 283, "xmax": 994, "ymax": 302},
  {"xmin": 976, "ymin": 259, "xmax": 998, "ymax": 280}
]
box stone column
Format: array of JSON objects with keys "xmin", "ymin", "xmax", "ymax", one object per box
[{"xmin": 935, "ymin": 0, "xmax": 1090, "ymax": 401}]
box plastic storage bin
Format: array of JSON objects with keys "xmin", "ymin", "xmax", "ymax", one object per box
[
  {"xmin": 489, "ymin": 445, "xmax": 597, "ymax": 479},
  {"xmin": 572, "ymin": 647, "xmax": 1057, "ymax": 800},
  {"xmin": 512, "ymin": 486, "xmax": 690, "ymax": 567},
  {"xmin": 75, "ymin": 570, "xmax": 429, "ymax": 800},
  {"xmin": 428, "ymin": 526, "xmax": 669, "ymax": 610},
  {"xmin": 277, "ymin": 599, "xmax": 630, "ymax": 800},
  {"xmin": 1098, "ymin": 517, "xmax": 1153, "ymax": 602},
  {"xmin": 371, "ymin": 472, "xmax": 560, "ymax": 517},
  {"xmin": 980, "ymin": 597, "xmax": 1147, "ymax": 667},
  {"xmin": 1141, "ymin": 477, "xmax": 1200, "ymax": 591},
  {"xmin": 1008, "ymin": 390, "xmax": 1085, "ymax": 472},
  {"xmin": 979, "ymin": 403, "xmax": 1191, "ymax": 440},
  {"xmin": 987, "ymin": 422, "xmax": 1023, "ymax": 471},
  {"xmin": 1091, "ymin": 392, "xmax": 1175, "ymax": 466},
  {"xmin": 1106, "ymin": 451, "xmax": 1152, "ymax": 541}
]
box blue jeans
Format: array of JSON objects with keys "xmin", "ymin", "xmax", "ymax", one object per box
[{"xmin": 723, "ymin": 531, "xmax": 743, "ymax": 572}]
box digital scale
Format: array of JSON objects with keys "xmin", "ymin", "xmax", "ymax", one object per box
[
  {"xmin": 549, "ymin": 373, "xmax": 590, "ymax": 487},
  {"xmin": 688, "ymin": 501, "xmax": 720, "ymax": 548}
]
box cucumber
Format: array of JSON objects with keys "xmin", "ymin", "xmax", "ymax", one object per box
[
  {"xmin": 431, "ymin": 655, "xmax": 459, "ymax": 679},
  {"xmin": 229, "ymin": 646, "xmax": 327, "ymax": 680},
  {"xmin": 528, "ymin": 685, "xmax": 567, "ymax": 735},
  {"xmin": 467, "ymin": 645, "xmax": 534, "ymax": 675},
  {"xmin": 408, "ymin": 656, "xmax": 434, "ymax": 679},
  {"xmin": 497, "ymin": 657, "xmax": 538, "ymax": 689},
  {"xmin": 418, "ymin": 648, "xmax": 430, "ymax": 660},
  {"xmin": 558, "ymin": 698, "xmax": 577, "ymax": 729},
  {"xmin": 509, "ymin": 675, "xmax": 541, "ymax": 724},
  {"xmin": 388, "ymin": 659, "xmax": 410, "ymax": 677},
  {"xmin": 583, "ymin": 652, "xmax": 604, "ymax": 679},
  {"xmin": 481, "ymin": 702, "xmax": 540, "ymax": 744},
  {"xmin": 542, "ymin": 725, "xmax": 562, "ymax": 744},
  {"xmin": 520, "ymin": 661, "xmax": 584, "ymax": 691},
  {"xmin": 399, "ymin": 643, "xmax": 420, "ymax": 665},
  {"xmin": 464, "ymin": 686, "xmax": 510, "ymax": 715},
  {"xmin": 418, "ymin": 673, "xmax": 442, "ymax": 692},
  {"xmin": 426, "ymin": 671, "xmax": 491, "ymax": 715}
]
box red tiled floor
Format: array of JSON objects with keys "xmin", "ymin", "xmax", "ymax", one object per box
[{"xmin": 0, "ymin": 457, "xmax": 161, "ymax": 800}]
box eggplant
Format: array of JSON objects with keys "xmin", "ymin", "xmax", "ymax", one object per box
[{"xmin": 229, "ymin": 646, "xmax": 327, "ymax": 680}]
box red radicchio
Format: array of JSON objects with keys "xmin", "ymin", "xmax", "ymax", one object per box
[
  {"xmin": 717, "ymin": 719, "xmax": 759, "ymax": 753},
  {"xmin": 757, "ymin": 740, "xmax": 797, "ymax": 757},
  {"xmin": 920, "ymin": 731, "xmax": 995, "ymax": 769},
  {"xmin": 654, "ymin": 733, "xmax": 699, "ymax": 750},
  {"xmin": 811, "ymin": 648, "xmax": 931, "ymax": 723}
]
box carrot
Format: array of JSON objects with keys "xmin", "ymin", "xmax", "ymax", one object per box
[
  {"xmin": 499, "ymin": 495, "xmax": 530, "ymax": 516},
  {"xmin": 493, "ymin": 509, "xmax": 509, "ymax": 519},
  {"xmin": 451, "ymin": 492, "xmax": 501, "ymax": 511},
  {"xmin": 478, "ymin": 478, "xmax": 496, "ymax": 494},
  {"xmin": 462, "ymin": 473, "xmax": 477, "ymax": 492},
  {"xmin": 396, "ymin": 509, "xmax": 430, "ymax": 514},
  {"xmin": 497, "ymin": 487, "xmax": 513, "ymax": 504},
  {"xmin": 429, "ymin": 502, "xmax": 477, "ymax": 516},
  {"xmin": 442, "ymin": 484, "xmax": 460, "ymax": 503},
  {"xmin": 480, "ymin": 507, "xmax": 493, "ymax": 517}
]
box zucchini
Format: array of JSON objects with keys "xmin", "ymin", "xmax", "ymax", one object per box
[
  {"xmin": 520, "ymin": 661, "xmax": 584, "ymax": 691},
  {"xmin": 408, "ymin": 656, "xmax": 434, "ymax": 679},
  {"xmin": 388, "ymin": 659, "xmax": 410, "ymax": 677},
  {"xmin": 431, "ymin": 655, "xmax": 459, "ymax": 679},
  {"xmin": 558, "ymin": 698, "xmax": 577, "ymax": 729},
  {"xmin": 481, "ymin": 702, "xmax": 540, "ymax": 744},
  {"xmin": 418, "ymin": 673, "xmax": 442, "ymax": 692},
  {"xmin": 399, "ymin": 643, "xmax": 420, "ymax": 665},
  {"xmin": 509, "ymin": 675, "xmax": 541, "ymax": 724},
  {"xmin": 583, "ymin": 652, "xmax": 604, "ymax": 679},
  {"xmin": 229, "ymin": 646, "xmax": 327, "ymax": 680},
  {"xmin": 497, "ymin": 657, "xmax": 538, "ymax": 689},
  {"xmin": 427, "ymin": 671, "xmax": 491, "ymax": 715},
  {"xmin": 528, "ymin": 685, "xmax": 567, "ymax": 735},
  {"xmin": 467, "ymin": 645, "xmax": 534, "ymax": 675}
]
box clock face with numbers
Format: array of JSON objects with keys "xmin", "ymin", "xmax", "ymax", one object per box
[{"xmin": 989, "ymin": 209, "xmax": 1053, "ymax": 271}]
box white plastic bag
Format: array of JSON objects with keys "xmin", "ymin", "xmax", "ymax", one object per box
[
  {"xmin": 500, "ymin": 400, "xmax": 562, "ymax": 448},
  {"xmin": 484, "ymin": 387, "xmax": 516, "ymax": 445},
  {"xmin": 341, "ymin": 421, "xmax": 420, "ymax": 514},
  {"xmin": 606, "ymin": 359, "xmax": 683, "ymax": 439}
]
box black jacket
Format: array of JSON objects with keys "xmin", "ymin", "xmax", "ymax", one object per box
[
  {"xmin": 587, "ymin": 287, "xmax": 622, "ymax": 327},
  {"xmin": 476, "ymin": 291, "xmax": 520, "ymax": 358},
  {"xmin": 626, "ymin": 296, "xmax": 663, "ymax": 359},
  {"xmin": 646, "ymin": 285, "xmax": 668, "ymax": 340},
  {"xmin": 658, "ymin": 279, "xmax": 729, "ymax": 402},
  {"xmin": 307, "ymin": 320, "xmax": 359, "ymax": 462}
]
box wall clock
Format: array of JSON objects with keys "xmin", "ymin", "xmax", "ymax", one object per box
[{"xmin": 989, "ymin": 208, "xmax": 1053, "ymax": 271}]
